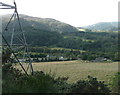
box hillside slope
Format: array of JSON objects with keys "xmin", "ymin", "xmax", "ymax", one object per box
[
  {"xmin": 83, "ymin": 22, "xmax": 118, "ymax": 31},
  {"xmin": 2, "ymin": 14, "xmax": 79, "ymax": 33}
]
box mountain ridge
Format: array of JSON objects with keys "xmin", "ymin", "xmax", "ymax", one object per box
[
  {"xmin": 83, "ymin": 22, "xmax": 118, "ymax": 32},
  {"xmin": 2, "ymin": 14, "xmax": 118, "ymax": 32},
  {"xmin": 2, "ymin": 14, "xmax": 79, "ymax": 33}
]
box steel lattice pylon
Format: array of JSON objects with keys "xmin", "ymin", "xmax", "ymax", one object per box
[{"xmin": 0, "ymin": 1, "xmax": 34, "ymax": 75}]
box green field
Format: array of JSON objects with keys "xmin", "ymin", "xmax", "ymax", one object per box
[{"xmin": 32, "ymin": 60, "xmax": 118, "ymax": 83}]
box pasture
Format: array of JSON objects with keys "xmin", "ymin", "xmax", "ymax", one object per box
[{"xmin": 32, "ymin": 60, "xmax": 118, "ymax": 83}]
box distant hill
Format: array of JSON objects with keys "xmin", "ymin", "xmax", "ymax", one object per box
[
  {"xmin": 83, "ymin": 22, "xmax": 118, "ymax": 32},
  {"xmin": 2, "ymin": 14, "xmax": 79, "ymax": 33}
]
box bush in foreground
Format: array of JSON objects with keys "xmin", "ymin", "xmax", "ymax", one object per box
[
  {"xmin": 70, "ymin": 75, "xmax": 111, "ymax": 94},
  {"xmin": 111, "ymin": 72, "xmax": 120, "ymax": 94},
  {"xmin": 2, "ymin": 63, "xmax": 69, "ymax": 93}
]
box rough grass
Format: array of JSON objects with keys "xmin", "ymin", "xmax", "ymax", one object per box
[{"xmin": 32, "ymin": 60, "xmax": 118, "ymax": 84}]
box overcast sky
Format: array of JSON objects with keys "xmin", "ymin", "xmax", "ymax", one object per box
[{"xmin": 0, "ymin": 0, "xmax": 119, "ymax": 27}]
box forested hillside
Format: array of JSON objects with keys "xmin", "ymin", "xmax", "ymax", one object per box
[{"xmin": 2, "ymin": 14, "xmax": 118, "ymax": 61}]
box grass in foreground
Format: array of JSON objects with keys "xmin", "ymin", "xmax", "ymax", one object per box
[
  {"xmin": 3, "ymin": 63, "xmax": 113, "ymax": 94},
  {"xmin": 32, "ymin": 60, "xmax": 118, "ymax": 83}
]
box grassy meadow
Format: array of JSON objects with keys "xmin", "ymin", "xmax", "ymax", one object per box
[{"xmin": 32, "ymin": 60, "xmax": 118, "ymax": 84}]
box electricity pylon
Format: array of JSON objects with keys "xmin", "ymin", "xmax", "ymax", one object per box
[{"xmin": 0, "ymin": 1, "xmax": 34, "ymax": 75}]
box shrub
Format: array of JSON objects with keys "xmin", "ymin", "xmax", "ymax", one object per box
[
  {"xmin": 111, "ymin": 72, "xmax": 120, "ymax": 94},
  {"xmin": 2, "ymin": 63, "xmax": 69, "ymax": 93},
  {"xmin": 70, "ymin": 75, "xmax": 111, "ymax": 94}
]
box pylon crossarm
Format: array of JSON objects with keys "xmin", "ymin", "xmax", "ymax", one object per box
[{"xmin": 0, "ymin": 2, "xmax": 15, "ymax": 9}]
